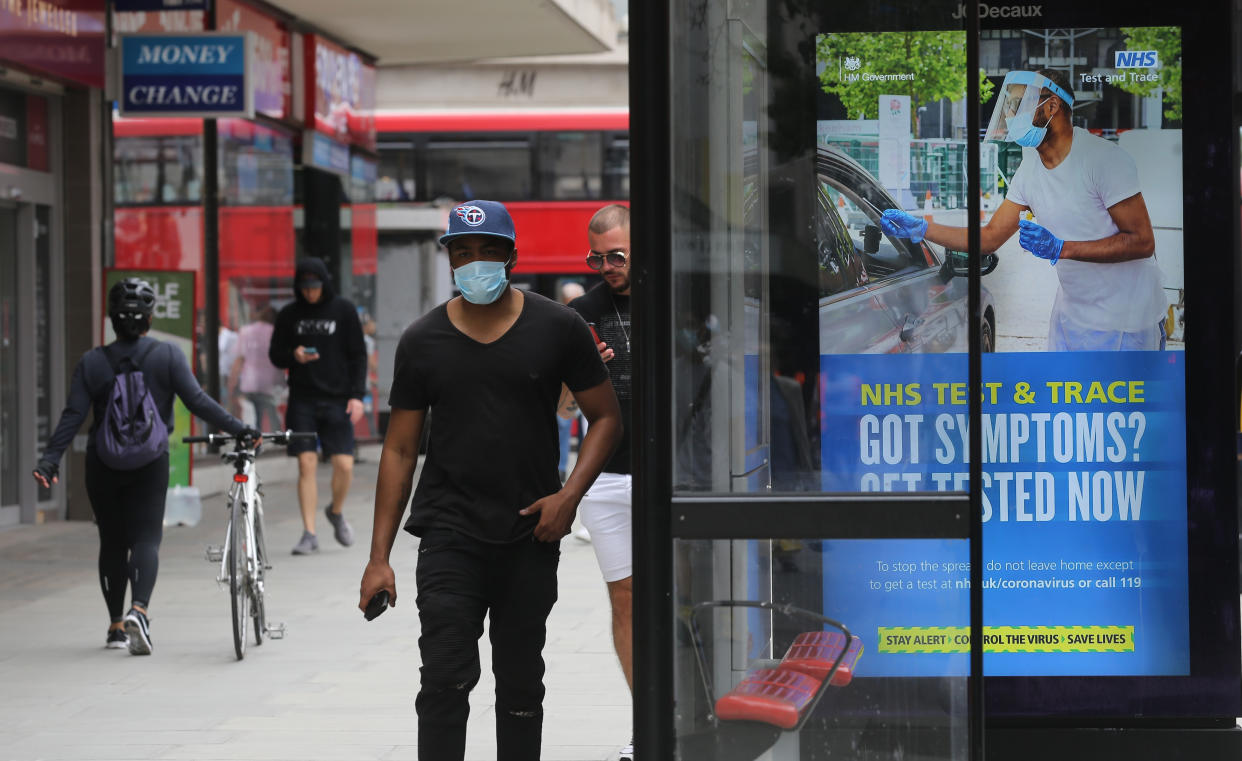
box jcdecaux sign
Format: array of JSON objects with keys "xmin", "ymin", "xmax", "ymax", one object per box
[{"xmin": 119, "ymin": 33, "xmax": 253, "ymax": 118}]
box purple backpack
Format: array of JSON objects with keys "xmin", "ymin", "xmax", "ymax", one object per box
[{"xmin": 95, "ymin": 342, "xmax": 168, "ymax": 470}]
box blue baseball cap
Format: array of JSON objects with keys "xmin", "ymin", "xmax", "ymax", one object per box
[{"xmin": 438, "ymin": 200, "xmax": 517, "ymax": 247}]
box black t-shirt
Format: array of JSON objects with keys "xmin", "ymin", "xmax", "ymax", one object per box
[
  {"xmin": 569, "ymin": 283, "xmax": 631, "ymax": 474},
  {"xmin": 389, "ymin": 291, "xmax": 610, "ymax": 543}
]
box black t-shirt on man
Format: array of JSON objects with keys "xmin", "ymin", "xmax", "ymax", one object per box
[
  {"xmin": 568, "ymin": 283, "xmax": 631, "ymax": 474},
  {"xmin": 389, "ymin": 291, "xmax": 610, "ymax": 543}
]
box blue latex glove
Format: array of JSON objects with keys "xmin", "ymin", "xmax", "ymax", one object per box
[
  {"xmin": 1018, "ymin": 219, "xmax": 1064, "ymax": 265},
  {"xmin": 879, "ymin": 209, "xmax": 928, "ymax": 243}
]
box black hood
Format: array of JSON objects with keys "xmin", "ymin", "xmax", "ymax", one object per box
[{"xmin": 293, "ymin": 258, "xmax": 335, "ymax": 304}]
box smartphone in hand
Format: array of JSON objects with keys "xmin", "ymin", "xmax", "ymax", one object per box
[
  {"xmin": 303, "ymin": 346, "xmax": 319, "ymax": 357},
  {"xmin": 364, "ymin": 590, "xmax": 390, "ymax": 621},
  {"xmin": 587, "ymin": 323, "xmax": 601, "ymax": 344}
]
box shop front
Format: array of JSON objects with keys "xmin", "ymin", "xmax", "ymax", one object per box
[
  {"xmin": 0, "ymin": 0, "xmax": 107, "ymax": 525},
  {"xmin": 629, "ymin": 0, "xmax": 1241, "ymax": 758}
]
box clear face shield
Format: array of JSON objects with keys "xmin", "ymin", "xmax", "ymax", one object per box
[{"xmin": 983, "ymin": 71, "xmax": 1074, "ymax": 143}]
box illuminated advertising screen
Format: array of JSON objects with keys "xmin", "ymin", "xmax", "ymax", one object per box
[{"xmin": 814, "ymin": 26, "xmax": 1188, "ymax": 678}]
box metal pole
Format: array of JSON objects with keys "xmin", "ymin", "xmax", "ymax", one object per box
[
  {"xmin": 203, "ymin": 5, "xmax": 220, "ymax": 408},
  {"xmin": 966, "ymin": 3, "xmax": 985, "ymax": 761}
]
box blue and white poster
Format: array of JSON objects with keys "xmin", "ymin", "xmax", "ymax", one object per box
[{"xmin": 813, "ymin": 26, "xmax": 1187, "ymax": 678}]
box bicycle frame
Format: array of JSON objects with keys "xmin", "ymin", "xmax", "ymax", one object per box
[{"xmin": 219, "ymin": 450, "xmax": 260, "ymax": 590}]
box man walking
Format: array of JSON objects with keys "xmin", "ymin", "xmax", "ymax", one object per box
[
  {"xmin": 880, "ymin": 68, "xmax": 1164, "ymax": 351},
  {"xmin": 565, "ymin": 203, "xmax": 635, "ymax": 760},
  {"xmin": 269, "ymin": 258, "xmax": 367, "ymax": 554},
  {"xmin": 358, "ymin": 200, "xmax": 622, "ymax": 761}
]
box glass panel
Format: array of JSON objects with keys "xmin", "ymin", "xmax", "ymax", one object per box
[
  {"xmin": 670, "ymin": 4, "xmax": 971, "ymax": 497},
  {"xmin": 0, "ymin": 205, "xmax": 17, "ymax": 505},
  {"xmin": 34, "ymin": 205, "xmax": 50, "ymax": 502},
  {"xmin": 535, "ymin": 131, "xmax": 603, "ymax": 199},
  {"xmin": 423, "ymin": 133, "xmax": 531, "ymax": 201},
  {"xmin": 675, "ymin": 538, "xmax": 968, "ymax": 759},
  {"xmin": 376, "ymin": 141, "xmax": 416, "ymax": 201},
  {"xmin": 113, "ymin": 135, "xmax": 203, "ymax": 205},
  {"xmin": 219, "ymin": 119, "xmax": 294, "ymax": 206}
]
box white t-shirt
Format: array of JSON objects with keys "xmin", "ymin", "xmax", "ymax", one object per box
[{"xmin": 1008, "ymin": 127, "xmax": 1165, "ymax": 333}]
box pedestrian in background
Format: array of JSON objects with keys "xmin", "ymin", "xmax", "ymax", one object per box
[
  {"xmin": 228, "ymin": 304, "xmax": 284, "ymax": 432},
  {"xmin": 564, "ymin": 203, "xmax": 634, "ymax": 760},
  {"xmin": 32, "ymin": 278, "xmax": 256, "ymax": 655},
  {"xmin": 269, "ymin": 258, "xmax": 368, "ymax": 555},
  {"xmin": 557, "ymin": 280, "xmax": 586, "ymax": 481},
  {"xmin": 359, "ymin": 200, "xmax": 622, "ymax": 761}
]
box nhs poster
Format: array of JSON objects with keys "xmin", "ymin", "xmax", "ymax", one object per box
[{"xmin": 813, "ymin": 27, "xmax": 1187, "ymax": 677}]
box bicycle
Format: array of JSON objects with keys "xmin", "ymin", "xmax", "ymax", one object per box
[{"xmin": 184, "ymin": 430, "xmax": 315, "ymax": 660}]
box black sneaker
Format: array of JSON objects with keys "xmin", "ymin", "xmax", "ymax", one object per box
[
  {"xmin": 105, "ymin": 628, "xmax": 128, "ymax": 650},
  {"xmin": 123, "ymin": 608, "xmax": 152, "ymax": 655}
]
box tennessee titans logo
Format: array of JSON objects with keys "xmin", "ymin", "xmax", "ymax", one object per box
[{"xmin": 455, "ymin": 205, "xmax": 486, "ymax": 227}]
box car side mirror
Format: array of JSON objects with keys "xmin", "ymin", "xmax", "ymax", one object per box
[
  {"xmin": 862, "ymin": 224, "xmax": 881, "ymax": 254},
  {"xmin": 943, "ymin": 250, "xmax": 999, "ymax": 278}
]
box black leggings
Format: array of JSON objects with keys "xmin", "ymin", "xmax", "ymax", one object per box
[{"xmin": 84, "ymin": 450, "xmax": 169, "ymax": 622}]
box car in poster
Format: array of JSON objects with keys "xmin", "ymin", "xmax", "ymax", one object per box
[{"xmin": 816, "ymin": 144, "xmax": 998, "ymax": 355}]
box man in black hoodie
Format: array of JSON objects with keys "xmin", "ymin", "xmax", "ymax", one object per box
[{"xmin": 269, "ymin": 258, "xmax": 368, "ymax": 555}]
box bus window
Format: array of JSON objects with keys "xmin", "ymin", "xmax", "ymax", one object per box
[{"xmin": 425, "ymin": 133, "xmax": 532, "ymax": 201}]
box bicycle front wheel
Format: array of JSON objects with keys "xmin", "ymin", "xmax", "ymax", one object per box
[{"xmin": 228, "ymin": 497, "xmax": 250, "ymax": 660}]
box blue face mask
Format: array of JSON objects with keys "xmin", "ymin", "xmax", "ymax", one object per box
[
  {"xmin": 453, "ymin": 258, "xmax": 510, "ymax": 304},
  {"xmin": 1007, "ymin": 97, "xmax": 1052, "ymax": 148}
]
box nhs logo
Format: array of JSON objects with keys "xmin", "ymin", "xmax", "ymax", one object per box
[{"xmin": 1115, "ymin": 50, "xmax": 1159, "ymax": 69}]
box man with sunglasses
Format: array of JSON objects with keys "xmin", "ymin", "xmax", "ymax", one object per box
[
  {"xmin": 360, "ymin": 200, "xmax": 622, "ymax": 761},
  {"xmin": 563, "ymin": 203, "xmax": 635, "ymax": 760}
]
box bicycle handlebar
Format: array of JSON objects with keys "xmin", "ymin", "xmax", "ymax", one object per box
[{"xmin": 182, "ymin": 430, "xmax": 317, "ymax": 446}]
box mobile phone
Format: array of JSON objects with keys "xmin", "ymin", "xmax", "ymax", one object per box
[
  {"xmin": 364, "ymin": 589, "xmax": 390, "ymax": 621},
  {"xmin": 303, "ymin": 346, "xmax": 319, "ymax": 357},
  {"xmin": 587, "ymin": 323, "xmax": 601, "ymax": 343}
]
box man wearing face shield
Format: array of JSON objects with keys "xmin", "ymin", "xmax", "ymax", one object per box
[
  {"xmin": 880, "ymin": 68, "xmax": 1165, "ymax": 351},
  {"xmin": 359, "ymin": 200, "xmax": 622, "ymax": 760}
]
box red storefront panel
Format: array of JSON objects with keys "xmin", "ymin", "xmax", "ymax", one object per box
[
  {"xmin": 351, "ymin": 204, "xmax": 377, "ymax": 276},
  {"xmin": 504, "ymin": 201, "xmax": 627, "ymax": 274},
  {"xmin": 0, "ymin": 0, "xmax": 106, "ymax": 90},
  {"xmin": 115, "ymin": 205, "xmax": 296, "ymax": 324}
]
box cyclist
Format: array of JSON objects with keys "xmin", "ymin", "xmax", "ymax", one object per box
[{"xmin": 32, "ymin": 278, "xmax": 258, "ymax": 655}]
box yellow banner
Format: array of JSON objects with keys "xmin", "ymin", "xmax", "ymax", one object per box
[{"xmin": 877, "ymin": 626, "xmax": 1134, "ymax": 653}]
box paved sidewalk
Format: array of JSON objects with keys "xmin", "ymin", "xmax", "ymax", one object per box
[{"xmin": 0, "ymin": 445, "xmax": 630, "ymax": 761}]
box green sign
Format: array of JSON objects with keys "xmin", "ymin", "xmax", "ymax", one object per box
[{"xmin": 104, "ymin": 269, "xmax": 196, "ymax": 488}]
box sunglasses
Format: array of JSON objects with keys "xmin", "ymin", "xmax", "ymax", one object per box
[{"xmin": 585, "ymin": 250, "xmax": 629, "ymax": 270}]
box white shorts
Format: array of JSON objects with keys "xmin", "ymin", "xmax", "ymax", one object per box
[{"xmin": 578, "ymin": 472, "xmax": 632, "ymax": 583}]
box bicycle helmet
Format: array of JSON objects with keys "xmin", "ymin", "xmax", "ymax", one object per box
[{"xmin": 108, "ymin": 277, "xmax": 157, "ymax": 319}]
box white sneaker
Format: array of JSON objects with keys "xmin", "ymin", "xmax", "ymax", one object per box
[{"xmin": 619, "ymin": 738, "xmax": 633, "ymax": 760}]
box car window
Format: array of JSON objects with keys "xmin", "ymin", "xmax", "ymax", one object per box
[
  {"xmin": 815, "ymin": 187, "xmax": 868, "ymax": 298},
  {"xmin": 819, "ymin": 180, "xmax": 929, "ymax": 281}
]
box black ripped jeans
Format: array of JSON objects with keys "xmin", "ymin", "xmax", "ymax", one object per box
[{"xmin": 414, "ymin": 527, "xmax": 561, "ymax": 761}]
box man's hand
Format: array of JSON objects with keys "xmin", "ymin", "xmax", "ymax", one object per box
[
  {"xmin": 346, "ymin": 398, "xmax": 365, "ymax": 424},
  {"xmin": 880, "ymin": 208, "xmax": 928, "ymax": 243},
  {"xmin": 519, "ymin": 491, "xmax": 577, "ymax": 542},
  {"xmin": 294, "ymin": 346, "xmax": 320, "ymax": 364},
  {"xmin": 596, "ymin": 339, "xmax": 615, "ymax": 363},
  {"xmin": 1018, "ymin": 219, "xmax": 1064, "ymax": 265},
  {"xmin": 32, "ymin": 460, "xmax": 58, "ymax": 489},
  {"xmin": 358, "ymin": 558, "xmax": 397, "ymax": 613}
]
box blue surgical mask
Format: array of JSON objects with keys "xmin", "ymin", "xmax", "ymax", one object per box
[
  {"xmin": 1006, "ymin": 97, "xmax": 1052, "ymax": 148},
  {"xmin": 453, "ymin": 259, "xmax": 510, "ymax": 304}
]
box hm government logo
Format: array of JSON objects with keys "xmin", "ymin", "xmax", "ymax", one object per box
[
  {"xmin": 455, "ymin": 205, "xmax": 486, "ymax": 227},
  {"xmin": 1115, "ymin": 50, "xmax": 1159, "ymax": 69},
  {"xmin": 952, "ymin": 2, "xmax": 1042, "ymax": 19},
  {"xmin": 843, "ymin": 56, "xmax": 862, "ymax": 72}
]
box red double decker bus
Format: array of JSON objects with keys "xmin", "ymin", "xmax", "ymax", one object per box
[{"xmin": 372, "ymin": 108, "xmax": 630, "ymax": 296}]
